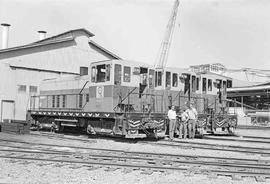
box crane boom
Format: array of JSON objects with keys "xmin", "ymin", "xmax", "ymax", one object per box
[{"xmin": 155, "ymin": 0, "xmax": 180, "ymax": 70}]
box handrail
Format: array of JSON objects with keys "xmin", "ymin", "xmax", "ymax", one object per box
[
  {"xmin": 225, "ymin": 99, "xmax": 257, "ymax": 110},
  {"xmin": 118, "ymin": 87, "xmax": 137, "ymax": 105},
  {"xmin": 78, "ymin": 81, "xmax": 90, "ymax": 110},
  {"xmin": 113, "ymin": 87, "xmax": 137, "ymax": 112},
  {"xmin": 79, "ymin": 81, "xmax": 89, "ymax": 94}
]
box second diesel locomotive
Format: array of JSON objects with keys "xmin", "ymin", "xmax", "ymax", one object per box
[{"xmin": 28, "ymin": 59, "xmax": 237, "ymax": 138}]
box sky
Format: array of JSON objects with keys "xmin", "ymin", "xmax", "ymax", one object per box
[{"xmin": 1, "ymin": 0, "xmax": 270, "ymax": 70}]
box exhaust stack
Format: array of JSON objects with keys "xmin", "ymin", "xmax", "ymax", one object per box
[
  {"xmin": 38, "ymin": 30, "xmax": 47, "ymax": 40},
  {"xmin": 1, "ymin": 23, "xmax": 11, "ymax": 49}
]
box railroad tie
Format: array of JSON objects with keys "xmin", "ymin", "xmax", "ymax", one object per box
[
  {"xmin": 86, "ymin": 166, "xmax": 100, "ymax": 171},
  {"xmin": 255, "ymin": 176, "xmax": 266, "ymax": 183},
  {"xmin": 68, "ymin": 165, "xmax": 83, "ymax": 169},
  {"xmin": 207, "ymin": 173, "xmax": 218, "ymax": 179},
  {"xmin": 53, "ymin": 163, "xmax": 65, "ymax": 167},
  {"xmin": 231, "ymin": 174, "xmax": 242, "ymax": 181},
  {"xmin": 104, "ymin": 167, "xmax": 118, "ymax": 172},
  {"xmin": 122, "ymin": 168, "xmax": 133, "ymax": 174},
  {"xmin": 184, "ymin": 167, "xmax": 196, "ymax": 176},
  {"xmin": 141, "ymin": 169, "xmax": 154, "ymax": 175}
]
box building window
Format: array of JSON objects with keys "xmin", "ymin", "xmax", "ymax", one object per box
[
  {"xmin": 80, "ymin": 67, "xmax": 88, "ymax": 76},
  {"xmin": 86, "ymin": 94, "xmax": 89, "ymax": 103},
  {"xmin": 114, "ymin": 64, "xmax": 122, "ymax": 85},
  {"xmin": 56, "ymin": 95, "xmax": 60, "ymax": 108},
  {"xmin": 79, "ymin": 94, "xmax": 83, "ymax": 108},
  {"xmin": 29, "ymin": 86, "xmax": 38, "ymax": 93},
  {"xmin": 52, "ymin": 95, "xmax": 55, "ymax": 108},
  {"xmin": 202, "ymin": 78, "xmax": 207, "ymax": 93},
  {"xmin": 208, "ymin": 79, "xmax": 212, "ymax": 91},
  {"xmin": 166, "ymin": 72, "xmax": 171, "ymax": 88},
  {"xmin": 18, "ymin": 85, "xmax": 26, "ymax": 93},
  {"xmin": 123, "ymin": 66, "xmax": 131, "ymax": 82},
  {"xmin": 62, "ymin": 95, "xmax": 66, "ymax": 108}
]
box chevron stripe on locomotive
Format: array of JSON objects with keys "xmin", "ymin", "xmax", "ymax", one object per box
[{"xmin": 28, "ymin": 59, "xmax": 237, "ymax": 138}]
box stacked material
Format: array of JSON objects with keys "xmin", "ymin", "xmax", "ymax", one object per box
[{"xmin": 0, "ymin": 120, "xmax": 30, "ymax": 134}]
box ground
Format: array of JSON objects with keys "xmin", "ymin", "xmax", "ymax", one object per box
[{"xmin": 0, "ymin": 128, "xmax": 269, "ymax": 184}]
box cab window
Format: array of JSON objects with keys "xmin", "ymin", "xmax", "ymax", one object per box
[
  {"xmin": 166, "ymin": 71, "xmax": 171, "ymax": 88},
  {"xmin": 223, "ymin": 81, "xmax": 227, "ymax": 89},
  {"xmin": 97, "ymin": 65, "xmax": 106, "ymax": 82},
  {"xmin": 123, "ymin": 66, "xmax": 131, "ymax": 82},
  {"xmin": 202, "ymin": 78, "xmax": 207, "ymax": 93},
  {"xmin": 155, "ymin": 71, "xmax": 162, "ymax": 87},
  {"xmin": 191, "ymin": 76, "xmax": 196, "ymax": 92},
  {"xmin": 172, "ymin": 73, "xmax": 178, "ymax": 87},
  {"xmin": 227, "ymin": 80, "xmax": 232, "ymax": 88},
  {"xmin": 91, "ymin": 66, "xmax": 96, "ymax": 82},
  {"xmin": 91, "ymin": 64, "xmax": 110, "ymax": 83},
  {"xmin": 105, "ymin": 64, "xmax": 110, "ymax": 81},
  {"xmin": 114, "ymin": 64, "xmax": 122, "ymax": 85},
  {"xmin": 140, "ymin": 67, "xmax": 148, "ymax": 85},
  {"xmin": 196, "ymin": 77, "xmax": 199, "ymax": 90},
  {"xmin": 149, "ymin": 69, "xmax": 155, "ymax": 88},
  {"xmin": 208, "ymin": 79, "xmax": 212, "ymax": 91}
]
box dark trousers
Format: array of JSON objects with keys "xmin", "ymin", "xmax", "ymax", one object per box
[
  {"xmin": 169, "ymin": 119, "xmax": 176, "ymax": 139},
  {"xmin": 188, "ymin": 119, "xmax": 196, "ymax": 138},
  {"xmin": 179, "ymin": 122, "xmax": 187, "ymax": 139}
]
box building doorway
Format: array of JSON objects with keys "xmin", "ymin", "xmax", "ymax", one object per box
[{"xmin": 1, "ymin": 100, "xmax": 15, "ymax": 122}]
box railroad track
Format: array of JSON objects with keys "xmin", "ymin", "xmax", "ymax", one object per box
[
  {"xmin": 202, "ymin": 135, "xmax": 270, "ymax": 144},
  {"xmin": 0, "ymin": 141, "xmax": 270, "ymax": 181},
  {"xmin": 144, "ymin": 139, "xmax": 270, "ymax": 157},
  {"xmin": 15, "ymin": 132, "xmax": 270, "ymax": 157}
]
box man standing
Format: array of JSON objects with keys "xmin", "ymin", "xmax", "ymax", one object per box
[
  {"xmin": 185, "ymin": 102, "xmax": 198, "ymax": 139},
  {"xmin": 179, "ymin": 108, "xmax": 189, "ymax": 139},
  {"xmin": 167, "ymin": 105, "xmax": 177, "ymax": 140}
]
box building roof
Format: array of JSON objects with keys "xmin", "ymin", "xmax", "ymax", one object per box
[
  {"xmin": 0, "ymin": 37, "xmax": 74, "ymax": 54},
  {"xmin": 201, "ymin": 71, "xmax": 232, "ymax": 80},
  {"xmin": 88, "ymin": 40, "xmax": 121, "ymax": 60},
  {"xmin": 32, "ymin": 28, "xmax": 94, "ymax": 45},
  {"xmin": 227, "ymin": 81, "xmax": 270, "ymax": 92},
  {"xmin": 0, "ymin": 28, "xmax": 121, "ymax": 60}
]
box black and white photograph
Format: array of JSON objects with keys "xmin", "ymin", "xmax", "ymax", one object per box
[{"xmin": 0, "ymin": 0, "xmax": 270, "ymax": 183}]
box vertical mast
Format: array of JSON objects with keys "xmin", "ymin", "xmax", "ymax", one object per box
[{"xmin": 155, "ymin": 0, "xmax": 180, "ymax": 70}]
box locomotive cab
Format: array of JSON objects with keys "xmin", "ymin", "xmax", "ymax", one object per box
[{"xmin": 88, "ymin": 60, "xmax": 166, "ymax": 138}]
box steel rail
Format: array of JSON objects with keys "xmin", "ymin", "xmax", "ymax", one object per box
[
  {"xmin": 1, "ymin": 148, "xmax": 270, "ymax": 171},
  {"xmin": 203, "ymin": 136, "xmax": 270, "ymax": 144},
  {"xmin": 1, "ymin": 154, "xmax": 270, "ymax": 178},
  {"xmin": 242, "ymin": 135, "xmax": 270, "ymax": 140},
  {"xmin": 31, "ymin": 132, "xmax": 270, "ymax": 153},
  {"xmin": 0, "ymin": 139, "xmax": 270, "ymax": 166},
  {"xmin": 143, "ymin": 140, "xmax": 270, "ymax": 156}
]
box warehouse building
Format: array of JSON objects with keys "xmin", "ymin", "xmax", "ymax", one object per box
[{"xmin": 0, "ymin": 23, "xmax": 121, "ymax": 121}]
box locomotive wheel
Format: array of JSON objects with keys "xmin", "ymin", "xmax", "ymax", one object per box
[
  {"xmin": 58, "ymin": 124, "xmax": 64, "ymax": 133},
  {"xmin": 228, "ymin": 126, "xmax": 236, "ymax": 135}
]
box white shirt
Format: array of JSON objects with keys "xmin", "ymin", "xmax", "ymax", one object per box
[
  {"xmin": 181, "ymin": 111, "xmax": 189, "ymax": 121},
  {"xmin": 185, "ymin": 107, "xmax": 198, "ymax": 120},
  {"xmin": 167, "ymin": 109, "xmax": 177, "ymax": 120}
]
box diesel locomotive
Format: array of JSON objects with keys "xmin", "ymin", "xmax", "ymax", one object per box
[{"xmin": 28, "ymin": 59, "xmax": 237, "ymax": 138}]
